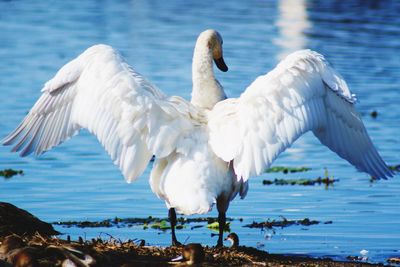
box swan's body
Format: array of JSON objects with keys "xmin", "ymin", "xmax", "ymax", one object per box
[{"xmin": 3, "ymin": 29, "xmax": 393, "ymax": 246}]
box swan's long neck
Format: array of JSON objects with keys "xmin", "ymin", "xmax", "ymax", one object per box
[{"xmin": 191, "ymin": 44, "xmax": 226, "ymax": 110}]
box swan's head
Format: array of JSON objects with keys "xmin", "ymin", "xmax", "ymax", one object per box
[{"xmin": 197, "ymin": 29, "xmax": 228, "ymax": 72}]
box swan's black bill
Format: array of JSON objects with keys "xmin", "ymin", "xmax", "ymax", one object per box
[{"xmin": 214, "ymin": 57, "xmax": 228, "ymax": 72}]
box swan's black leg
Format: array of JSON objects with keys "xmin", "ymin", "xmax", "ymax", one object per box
[
  {"xmin": 168, "ymin": 208, "xmax": 182, "ymax": 246},
  {"xmin": 216, "ymin": 195, "xmax": 228, "ymax": 247},
  {"xmin": 216, "ymin": 211, "xmax": 226, "ymax": 247}
]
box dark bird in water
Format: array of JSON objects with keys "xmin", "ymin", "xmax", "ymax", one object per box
[{"xmin": 225, "ymin": 232, "xmax": 239, "ymax": 248}]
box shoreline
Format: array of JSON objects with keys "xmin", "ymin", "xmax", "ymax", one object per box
[
  {"xmin": 0, "ymin": 202, "xmax": 395, "ymax": 266},
  {"xmin": 0, "ymin": 234, "xmax": 389, "ymax": 267}
]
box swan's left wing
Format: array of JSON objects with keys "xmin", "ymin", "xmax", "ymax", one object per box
[
  {"xmin": 2, "ymin": 44, "xmax": 200, "ymax": 183},
  {"xmin": 208, "ymin": 50, "xmax": 393, "ymax": 181}
]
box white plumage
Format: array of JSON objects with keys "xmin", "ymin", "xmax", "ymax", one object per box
[
  {"xmin": 3, "ymin": 29, "xmax": 393, "ymax": 246},
  {"xmin": 208, "ymin": 49, "xmax": 389, "ymax": 181}
]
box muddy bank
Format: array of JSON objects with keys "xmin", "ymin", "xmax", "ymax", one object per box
[
  {"xmin": 0, "ymin": 234, "xmax": 388, "ymax": 267},
  {"xmin": 0, "ymin": 202, "xmax": 392, "ymax": 266},
  {"xmin": 0, "ymin": 202, "xmax": 59, "ymax": 237}
]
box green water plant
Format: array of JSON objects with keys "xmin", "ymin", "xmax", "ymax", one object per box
[
  {"xmin": 53, "ymin": 216, "xmax": 232, "ymax": 230},
  {"xmin": 266, "ymin": 166, "xmax": 311, "ymax": 174},
  {"xmin": 150, "ymin": 220, "xmax": 170, "ymax": 230},
  {"xmin": 0, "ymin": 169, "xmax": 24, "ymax": 179},
  {"xmin": 262, "ymin": 168, "xmax": 337, "ymax": 187},
  {"xmin": 207, "ymin": 221, "xmax": 231, "ymax": 232},
  {"xmin": 388, "ymin": 164, "xmax": 400, "ymax": 172},
  {"xmin": 244, "ymin": 217, "xmax": 331, "ymax": 229},
  {"xmin": 262, "ymin": 177, "xmax": 338, "ymax": 186}
]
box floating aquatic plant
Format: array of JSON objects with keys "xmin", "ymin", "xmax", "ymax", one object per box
[
  {"xmin": 265, "ymin": 166, "xmax": 311, "ymax": 174},
  {"xmin": 263, "ymin": 168, "xmax": 338, "ymax": 187},
  {"xmin": 0, "ymin": 169, "xmax": 24, "ymax": 179},
  {"xmin": 206, "ymin": 221, "xmax": 231, "ymax": 232},
  {"xmin": 150, "ymin": 220, "xmax": 170, "ymax": 231},
  {"xmin": 262, "ymin": 177, "xmax": 338, "ymax": 186},
  {"xmin": 244, "ymin": 217, "xmax": 331, "ymax": 229},
  {"xmin": 53, "ymin": 216, "xmax": 233, "ymax": 230},
  {"xmin": 53, "ymin": 215, "xmax": 330, "ymax": 234},
  {"xmin": 54, "ymin": 216, "xmax": 159, "ymax": 228},
  {"xmin": 388, "ymin": 164, "xmax": 400, "ymax": 172}
]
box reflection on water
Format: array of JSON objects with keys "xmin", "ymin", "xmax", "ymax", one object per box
[
  {"xmin": 0, "ymin": 0, "xmax": 399, "ymax": 264},
  {"xmin": 274, "ymin": 0, "xmax": 311, "ymax": 60}
]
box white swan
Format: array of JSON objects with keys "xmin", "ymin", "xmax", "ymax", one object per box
[{"xmin": 3, "ymin": 29, "xmax": 393, "ymax": 247}]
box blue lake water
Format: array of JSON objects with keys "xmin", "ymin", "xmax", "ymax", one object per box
[{"xmin": 0, "ymin": 0, "xmax": 399, "ymax": 264}]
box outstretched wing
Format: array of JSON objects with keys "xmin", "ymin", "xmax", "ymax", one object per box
[
  {"xmin": 208, "ymin": 50, "xmax": 393, "ymax": 181},
  {"xmin": 3, "ymin": 44, "xmax": 198, "ymax": 182}
]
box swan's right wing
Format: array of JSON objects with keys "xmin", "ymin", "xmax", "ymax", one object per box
[
  {"xmin": 3, "ymin": 44, "xmax": 198, "ymax": 182},
  {"xmin": 208, "ymin": 50, "xmax": 393, "ymax": 181}
]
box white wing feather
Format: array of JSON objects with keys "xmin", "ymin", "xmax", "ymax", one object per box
[
  {"xmin": 3, "ymin": 44, "xmax": 197, "ymax": 182},
  {"xmin": 208, "ymin": 50, "xmax": 393, "ymax": 181}
]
